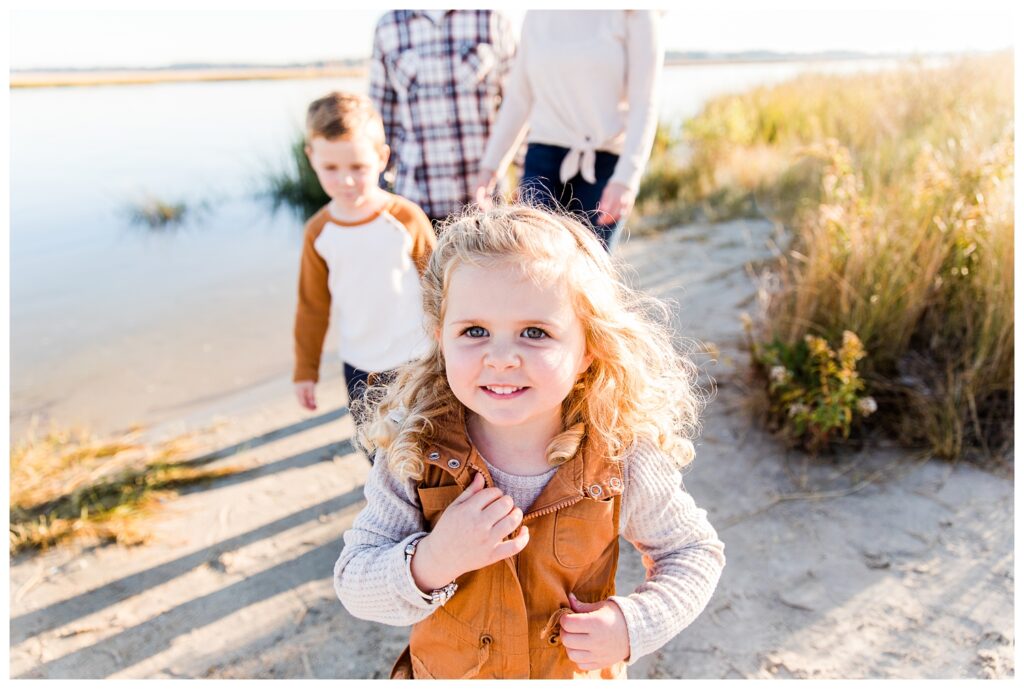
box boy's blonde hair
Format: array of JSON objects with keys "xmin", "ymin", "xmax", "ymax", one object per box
[
  {"xmin": 358, "ymin": 205, "xmax": 705, "ymax": 481},
  {"xmin": 306, "ymin": 91, "xmax": 385, "ymax": 146}
]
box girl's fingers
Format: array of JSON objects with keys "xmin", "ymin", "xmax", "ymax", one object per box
[
  {"xmin": 490, "ymin": 506, "xmax": 523, "ymax": 536},
  {"xmin": 490, "ymin": 525, "xmax": 529, "ymax": 562},
  {"xmin": 451, "ymin": 472, "xmax": 485, "ymax": 503},
  {"xmin": 563, "ymin": 645, "xmax": 595, "ymax": 663},
  {"xmin": 566, "ymin": 594, "xmax": 603, "ymax": 615},
  {"xmin": 480, "ymin": 494, "xmax": 516, "ymax": 525},
  {"xmin": 464, "ymin": 485, "xmax": 507, "ymax": 512}
]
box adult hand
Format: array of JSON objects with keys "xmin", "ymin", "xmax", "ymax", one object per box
[
  {"xmin": 294, "ymin": 381, "xmax": 317, "ymax": 410},
  {"xmin": 411, "ymin": 472, "xmax": 529, "ymax": 591},
  {"xmin": 596, "ymin": 182, "xmax": 634, "ymax": 226},
  {"xmin": 559, "ymin": 592, "xmax": 631, "ymax": 671},
  {"xmin": 472, "ymin": 169, "xmax": 500, "ymax": 210}
]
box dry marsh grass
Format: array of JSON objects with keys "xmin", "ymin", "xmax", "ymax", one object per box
[
  {"xmin": 130, "ymin": 196, "xmax": 188, "ymax": 228},
  {"xmin": 264, "ymin": 130, "xmax": 330, "ymax": 219},
  {"xmin": 644, "ymin": 53, "xmax": 1013, "ymax": 462},
  {"xmin": 10, "ymin": 425, "xmax": 241, "ymax": 555}
]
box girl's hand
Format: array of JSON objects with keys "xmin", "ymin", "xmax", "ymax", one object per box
[
  {"xmin": 596, "ymin": 181, "xmax": 634, "ymax": 226},
  {"xmin": 411, "ymin": 472, "xmax": 529, "ymax": 591},
  {"xmin": 559, "ymin": 592, "xmax": 631, "ymax": 671},
  {"xmin": 472, "ymin": 169, "xmax": 500, "ymax": 209},
  {"xmin": 294, "ymin": 381, "xmax": 317, "ymax": 410}
]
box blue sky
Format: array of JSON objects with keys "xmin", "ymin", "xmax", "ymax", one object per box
[{"xmin": 9, "ymin": 1, "xmax": 1015, "ymax": 70}]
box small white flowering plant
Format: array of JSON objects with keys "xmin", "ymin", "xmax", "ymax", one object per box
[{"xmin": 749, "ymin": 326, "xmax": 877, "ymax": 452}]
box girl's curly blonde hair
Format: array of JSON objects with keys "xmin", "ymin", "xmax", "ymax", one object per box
[{"xmin": 356, "ymin": 204, "xmax": 705, "ymax": 481}]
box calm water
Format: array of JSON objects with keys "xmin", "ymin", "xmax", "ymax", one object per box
[{"xmin": 9, "ymin": 59, "xmax": 924, "ymax": 437}]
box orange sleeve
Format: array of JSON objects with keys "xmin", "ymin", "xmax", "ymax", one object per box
[
  {"xmin": 293, "ymin": 209, "xmax": 332, "ymax": 383},
  {"xmin": 388, "ymin": 195, "xmax": 437, "ymax": 276}
]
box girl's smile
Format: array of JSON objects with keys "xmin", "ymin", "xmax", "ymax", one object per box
[{"xmin": 479, "ymin": 385, "xmax": 530, "ymax": 399}]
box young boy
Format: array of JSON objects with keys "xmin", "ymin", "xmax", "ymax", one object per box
[{"xmin": 293, "ymin": 92, "xmax": 436, "ymax": 460}]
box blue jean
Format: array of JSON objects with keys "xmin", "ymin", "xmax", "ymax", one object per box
[{"xmin": 519, "ymin": 143, "xmax": 624, "ymax": 251}]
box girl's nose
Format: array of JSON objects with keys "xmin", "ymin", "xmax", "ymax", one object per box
[{"xmin": 484, "ymin": 342, "xmax": 519, "ymax": 369}]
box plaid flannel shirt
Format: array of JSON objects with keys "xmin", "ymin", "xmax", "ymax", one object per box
[{"xmin": 370, "ymin": 10, "xmax": 517, "ymax": 220}]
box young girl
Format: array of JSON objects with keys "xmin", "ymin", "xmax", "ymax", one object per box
[{"xmin": 334, "ymin": 205, "xmax": 725, "ymax": 679}]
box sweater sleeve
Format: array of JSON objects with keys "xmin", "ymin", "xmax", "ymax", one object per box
[
  {"xmin": 609, "ymin": 439, "xmax": 726, "ymax": 664},
  {"xmin": 608, "ymin": 10, "xmax": 664, "ymax": 194},
  {"xmin": 478, "ymin": 14, "xmax": 533, "ymax": 176},
  {"xmin": 292, "ymin": 210, "xmax": 332, "ymax": 383},
  {"xmin": 334, "ymin": 453, "xmax": 444, "ymax": 626}
]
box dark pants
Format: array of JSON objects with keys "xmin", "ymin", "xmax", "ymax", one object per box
[
  {"xmin": 519, "ymin": 143, "xmax": 624, "ymax": 251},
  {"xmin": 343, "ymin": 362, "xmax": 395, "ymax": 464}
]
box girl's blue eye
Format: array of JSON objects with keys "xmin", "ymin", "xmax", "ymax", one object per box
[
  {"xmin": 464, "ymin": 326, "xmax": 488, "ymax": 338},
  {"xmin": 523, "ymin": 327, "xmax": 548, "ymax": 339}
]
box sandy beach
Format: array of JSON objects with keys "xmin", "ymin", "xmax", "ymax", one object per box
[{"xmin": 8, "ymin": 218, "xmax": 1014, "ymax": 679}]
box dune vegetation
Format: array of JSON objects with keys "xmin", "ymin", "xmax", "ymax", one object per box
[
  {"xmin": 10, "ymin": 426, "xmax": 240, "ymax": 555},
  {"xmin": 264, "ymin": 131, "xmax": 330, "ymax": 219},
  {"xmin": 641, "ymin": 53, "xmax": 1013, "ymax": 462}
]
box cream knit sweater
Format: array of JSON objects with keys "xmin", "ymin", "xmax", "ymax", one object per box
[
  {"xmin": 478, "ymin": 10, "xmax": 664, "ymax": 193},
  {"xmin": 334, "ymin": 437, "xmax": 726, "ymax": 665}
]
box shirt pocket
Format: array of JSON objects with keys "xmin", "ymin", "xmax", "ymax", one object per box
[
  {"xmin": 456, "ymin": 41, "xmax": 496, "ymax": 86},
  {"xmin": 417, "ymin": 484, "xmax": 464, "ymax": 529},
  {"xmin": 553, "ymin": 497, "xmax": 617, "ymax": 569},
  {"xmin": 387, "ymin": 49, "xmax": 420, "ymax": 94}
]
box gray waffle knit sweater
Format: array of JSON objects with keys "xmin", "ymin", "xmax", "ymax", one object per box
[{"xmin": 334, "ymin": 438, "xmax": 726, "ymax": 665}]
